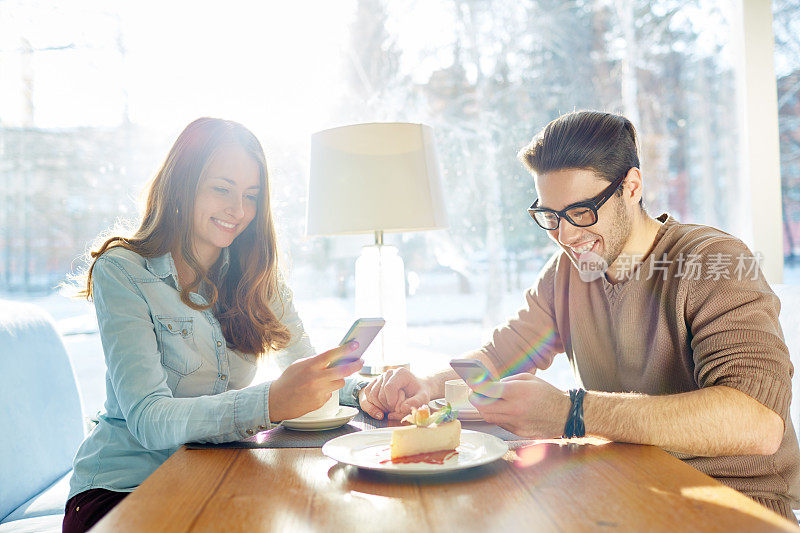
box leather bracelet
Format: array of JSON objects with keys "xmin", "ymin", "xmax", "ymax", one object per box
[
  {"xmin": 563, "ymin": 388, "xmax": 587, "ymax": 438},
  {"xmin": 563, "ymin": 390, "xmax": 575, "ymax": 438},
  {"xmin": 572, "ymin": 388, "xmax": 586, "ymax": 438}
]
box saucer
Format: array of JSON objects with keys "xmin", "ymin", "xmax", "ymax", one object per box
[
  {"xmin": 430, "ymin": 398, "xmax": 483, "ymax": 421},
  {"xmin": 282, "ymin": 406, "xmax": 359, "ymax": 431}
]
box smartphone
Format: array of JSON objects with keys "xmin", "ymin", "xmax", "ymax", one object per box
[
  {"xmin": 329, "ymin": 317, "xmax": 386, "ymax": 367},
  {"xmin": 449, "ymin": 358, "xmax": 503, "ymax": 398}
]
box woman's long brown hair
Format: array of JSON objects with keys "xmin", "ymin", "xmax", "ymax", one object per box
[{"xmin": 80, "ymin": 117, "xmax": 290, "ymax": 355}]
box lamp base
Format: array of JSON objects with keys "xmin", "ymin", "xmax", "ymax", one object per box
[{"xmin": 355, "ymin": 243, "xmax": 407, "ymax": 372}]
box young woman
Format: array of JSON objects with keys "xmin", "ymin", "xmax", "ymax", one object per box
[{"xmin": 63, "ymin": 118, "xmax": 363, "ymax": 533}]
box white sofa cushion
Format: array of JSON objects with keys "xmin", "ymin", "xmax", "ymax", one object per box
[
  {"xmin": 0, "ymin": 302, "xmax": 84, "ymax": 520},
  {"xmin": 0, "ymin": 514, "xmax": 65, "ymax": 533},
  {"xmin": 0, "ymin": 472, "xmax": 70, "ymax": 525}
]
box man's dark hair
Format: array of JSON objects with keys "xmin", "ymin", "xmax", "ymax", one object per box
[{"xmin": 518, "ymin": 111, "xmax": 641, "ymax": 204}]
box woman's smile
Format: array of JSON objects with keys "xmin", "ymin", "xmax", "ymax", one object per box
[{"xmin": 211, "ymin": 217, "xmax": 239, "ymax": 233}]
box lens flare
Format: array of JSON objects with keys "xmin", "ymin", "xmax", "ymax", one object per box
[{"xmin": 493, "ymin": 327, "xmax": 559, "ymax": 377}]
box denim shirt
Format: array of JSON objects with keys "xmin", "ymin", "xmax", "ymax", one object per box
[{"xmin": 68, "ymin": 246, "xmax": 360, "ymax": 499}]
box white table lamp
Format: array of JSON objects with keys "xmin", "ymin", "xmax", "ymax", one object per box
[{"xmin": 306, "ymin": 122, "xmax": 448, "ymax": 373}]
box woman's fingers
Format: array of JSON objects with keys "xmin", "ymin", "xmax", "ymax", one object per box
[
  {"xmin": 326, "ymin": 358, "xmax": 364, "ymax": 380},
  {"xmin": 360, "ymin": 379, "xmax": 385, "ymax": 419},
  {"xmin": 363, "ymin": 376, "xmax": 387, "ymax": 412},
  {"xmin": 315, "ymin": 341, "xmax": 359, "ymax": 368},
  {"xmin": 359, "ymin": 392, "xmax": 384, "ymax": 419}
]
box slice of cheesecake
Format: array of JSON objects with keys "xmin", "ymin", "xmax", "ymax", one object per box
[
  {"xmin": 390, "ymin": 419, "xmax": 462, "ymax": 459},
  {"xmin": 390, "ymin": 404, "xmax": 462, "ymax": 459}
]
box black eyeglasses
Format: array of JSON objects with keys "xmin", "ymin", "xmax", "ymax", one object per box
[{"xmin": 527, "ymin": 171, "xmax": 628, "ymax": 230}]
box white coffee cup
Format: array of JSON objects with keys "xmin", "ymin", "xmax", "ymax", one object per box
[
  {"xmin": 297, "ymin": 391, "xmax": 340, "ymax": 420},
  {"xmin": 445, "ymin": 379, "xmax": 472, "ymax": 410}
]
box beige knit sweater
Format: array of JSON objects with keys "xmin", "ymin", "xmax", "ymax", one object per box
[{"xmin": 481, "ymin": 214, "xmax": 800, "ymax": 519}]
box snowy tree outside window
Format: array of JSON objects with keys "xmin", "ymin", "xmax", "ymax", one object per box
[{"xmin": 0, "ymin": 0, "xmax": 797, "ymax": 416}]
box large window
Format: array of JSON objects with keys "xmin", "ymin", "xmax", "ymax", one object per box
[
  {"xmin": 775, "ymin": 0, "xmax": 800, "ymax": 282},
  {"xmin": 0, "ymin": 0, "xmax": 792, "ymax": 416}
]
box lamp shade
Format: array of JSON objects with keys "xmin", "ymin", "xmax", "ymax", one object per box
[{"xmin": 306, "ymin": 122, "xmax": 448, "ymax": 236}]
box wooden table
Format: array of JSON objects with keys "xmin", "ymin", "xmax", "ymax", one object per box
[{"xmin": 93, "ymin": 438, "xmax": 796, "ymax": 532}]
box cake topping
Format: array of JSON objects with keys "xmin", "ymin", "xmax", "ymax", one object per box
[
  {"xmin": 401, "ymin": 403, "xmax": 458, "ymax": 427},
  {"xmin": 391, "ymin": 403, "xmax": 462, "ymax": 460}
]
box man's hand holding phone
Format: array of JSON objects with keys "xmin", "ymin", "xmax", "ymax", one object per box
[
  {"xmin": 449, "ymin": 358, "xmax": 504, "ymax": 399},
  {"xmin": 449, "ymin": 359, "xmax": 571, "ymax": 439}
]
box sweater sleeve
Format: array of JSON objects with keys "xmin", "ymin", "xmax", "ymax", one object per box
[
  {"xmin": 480, "ymin": 252, "xmax": 565, "ymax": 377},
  {"xmin": 686, "ymin": 238, "xmax": 792, "ymax": 421}
]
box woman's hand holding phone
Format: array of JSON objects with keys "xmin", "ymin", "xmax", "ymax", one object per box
[
  {"xmin": 330, "ymin": 317, "xmax": 384, "ymax": 368},
  {"xmin": 268, "ymin": 341, "xmax": 362, "ymax": 422}
]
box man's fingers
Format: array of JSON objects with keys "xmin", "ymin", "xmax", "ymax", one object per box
[
  {"xmin": 388, "ymin": 410, "xmax": 408, "ymax": 420},
  {"xmin": 377, "ymin": 383, "xmax": 392, "ymax": 413},
  {"xmin": 469, "ymin": 391, "xmax": 507, "ymax": 413},
  {"xmin": 487, "ymin": 415, "xmax": 517, "ymax": 433},
  {"xmin": 394, "ymin": 390, "xmax": 406, "ymax": 413},
  {"xmin": 475, "ymin": 381, "xmax": 505, "ymax": 399},
  {"xmin": 400, "ymin": 391, "xmax": 428, "ymax": 412},
  {"xmin": 473, "ymin": 402, "xmax": 514, "ymax": 426}
]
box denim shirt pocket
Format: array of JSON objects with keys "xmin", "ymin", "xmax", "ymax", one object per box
[{"xmin": 155, "ymin": 315, "xmax": 202, "ymax": 375}]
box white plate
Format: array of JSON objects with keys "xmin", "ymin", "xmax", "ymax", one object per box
[
  {"xmin": 322, "ymin": 428, "xmax": 507, "ymax": 475},
  {"xmin": 282, "ymin": 406, "xmax": 359, "ymax": 431},
  {"xmin": 430, "ymin": 398, "xmax": 484, "ymax": 421}
]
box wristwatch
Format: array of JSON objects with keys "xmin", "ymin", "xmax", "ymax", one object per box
[{"xmin": 352, "ymin": 380, "xmax": 370, "ymax": 404}]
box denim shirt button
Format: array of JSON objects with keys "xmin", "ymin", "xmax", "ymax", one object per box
[
  {"xmin": 219, "ymin": 374, "xmax": 227, "ymax": 381},
  {"xmin": 246, "ymin": 429, "xmax": 254, "ymax": 435},
  {"xmin": 216, "ymin": 341, "xmax": 222, "ymax": 347}
]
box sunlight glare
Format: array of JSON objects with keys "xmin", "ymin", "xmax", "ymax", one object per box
[{"xmin": 1, "ymin": 0, "xmax": 356, "ymax": 140}]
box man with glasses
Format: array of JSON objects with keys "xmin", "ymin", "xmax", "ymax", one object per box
[{"xmin": 358, "ymin": 111, "xmax": 799, "ymax": 519}]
